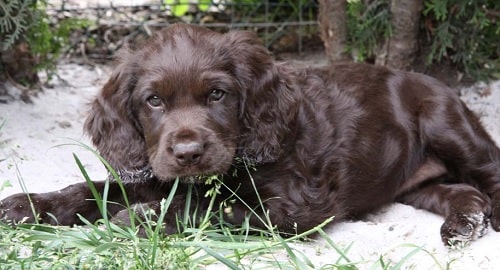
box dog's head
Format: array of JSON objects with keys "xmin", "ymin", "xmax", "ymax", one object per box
[{"xmin": 85, "ymin": 24, "xmax": 299, "ymax": 182}]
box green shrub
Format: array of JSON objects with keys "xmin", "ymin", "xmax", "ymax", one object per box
[
  {"xmin": 0, "ymin": 0, "xmax": 89, "ymax": 82},
  {"xmin": 346, "ymin": 0, "xmax": 499, "ymax": 80},
  {"xmin": 423, "ymin": 0, "xmax": 499, "ymax": 80},
  {"xmin": 24, "ymin": 8, "xmax": 90, "ymax": 79},
  {"xmin": 0, "ymin": 0, "xmax": 34, "ymax": 50},
  {"xmin": 346, "ymin": 0, "xmax": 392, "ymax": 62}
]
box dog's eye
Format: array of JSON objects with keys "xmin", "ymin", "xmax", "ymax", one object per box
[
  {"xmin": 208, "ymin": 89, "xmax": 225, "ymax": 103},
  {"xmin": 147, "ymin": 95, "xmax": 163, "ymax": 108}
]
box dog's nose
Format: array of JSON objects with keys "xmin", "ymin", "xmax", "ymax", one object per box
[{"xmin": 173, "ymin": 142, "xmax": 204, "ymax": 166}]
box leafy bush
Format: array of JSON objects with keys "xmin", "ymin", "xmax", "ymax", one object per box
[
  {"xmin": 346, "ymin": 0, "xmax": 392, "ymax": 62},
  {"xmin": 345, "ymin": 0, "xmax": 499, "ymax": 80},
  {"xmin": 0, "ymin": 0, "xmax": 89, "ymax": 82},
  {"xmin": 24, "ymin": 8, "xmax": 90, "ymax": 79},
  {"xmin": 423, "ymin": 0, "xmax": 499, "ymax": 80},
  {"xmin": 0, "ymin": 1, "xmax": 34, "ymax": 50}
]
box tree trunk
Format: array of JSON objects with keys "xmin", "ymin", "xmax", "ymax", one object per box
[
  {"xmin": 376, "ymin": 0, "xmax": 423, "ymax": 70},
  {"xmin": 318, "ymin": 0, "xmax": 351, "ymax": 63}
]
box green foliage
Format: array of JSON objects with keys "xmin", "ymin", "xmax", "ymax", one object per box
[
  {"xmin": 423, "ymin": 0, "xmax": 499, "ymax": 80},
  {"xmin": 24, "ymin": 6, "xmax": 90, "ymax": 78},
  {"xmin": 346, "ymin": 0, "xmax": 499, "ymax": 80},
  {"xmin": 163, "ymin": 0, "xmax": 210, "ymax": 17},
  {"xmin": 162, "ymin": 0, "xmax": 315, "ymax": 22},
  {"xmin": 0, "ymin": 0, "xmax": 34, "ymax": 50},
  {"xmin": 346, "ymin": 0, "xmax": 392, "ymax": 62},
  {"xmin": 0, "ymin": 0, "xmax": 89, "ymax": 81}
]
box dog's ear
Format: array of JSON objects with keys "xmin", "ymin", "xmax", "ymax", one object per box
[
  {"xmin": 84, "ymin": 58, "xmax": 147, "ymax": 171},
  {"xmin": 224, "ymin": 31, "xmax": 300, "ymax": 163}
]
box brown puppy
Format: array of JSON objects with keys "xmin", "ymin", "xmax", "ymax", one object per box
[{"xmin": 2, "ymin": 24, "xmax": 499, "ymax": 245}]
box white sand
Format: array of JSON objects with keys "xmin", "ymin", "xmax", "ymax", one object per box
[{"xmin": 1, "ymin": 63, "xmax": 499, "ymax": 269}]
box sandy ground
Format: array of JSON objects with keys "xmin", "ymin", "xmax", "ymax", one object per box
[{"xmin": 1, "ymin": 63, "xmax": 500, "ymax": 269}]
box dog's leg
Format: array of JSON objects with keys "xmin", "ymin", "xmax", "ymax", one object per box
[
  {"xmin": 419, "ymin": 98, "xmax": 500, "ymax": 232},
  {"xmin": 0, "ymin": 181, "xmax": 112, "ymax": 225},
  {"xmin": 0, "ymin": 181, "xmax": 165, "ymax": 226},
  {"xmin": 111, "ymin": 198, "xmax": 188, "ymax": 235},
  {"xmin": 398, "ymin": 182, "xmax": 491, "ymax": 245}
]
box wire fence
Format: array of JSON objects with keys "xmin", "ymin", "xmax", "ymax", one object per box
[{"xmin": 47, "ymin": 0, "xmax": 321, "ymax": 61}]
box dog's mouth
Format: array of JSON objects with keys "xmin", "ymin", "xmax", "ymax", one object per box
[
  {"xmin": 177, "ymin": 174, "xmax": 224, "ymax": 184},
  {"xmin": 165, "ymin": 163, "xmax": 227, "ymax": 184},
  {"xmin": 111, "ymin": 166, "xmax": 224, "ymax": 185}
]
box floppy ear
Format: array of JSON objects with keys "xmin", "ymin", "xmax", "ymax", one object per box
[
  {"xmin": 224, "ymin": 31, "xmax": 300, "ymax": 163},
  {"xmin": 84, "ymin": 60, "xmax": 148, "ymax": 171}
]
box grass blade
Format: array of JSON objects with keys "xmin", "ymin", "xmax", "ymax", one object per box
[{"xmin": 198, "ymin": 243, "xmax": 240, "ymax": 270}]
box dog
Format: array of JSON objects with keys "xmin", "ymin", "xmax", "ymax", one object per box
[{"xmin": 1, "ymin": 23, "xmax": 499, "ymax": 245}]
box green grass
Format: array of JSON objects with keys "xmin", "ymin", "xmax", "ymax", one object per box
[{"xmin": 0, "ymin": 142, "xmax": 452, "ymax": 269}]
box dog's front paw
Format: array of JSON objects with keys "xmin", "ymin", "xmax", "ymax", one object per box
[
  {"xmin": 110, "ymin": 200, "xmax": 184, "ymax": 236},
  {"xmin": 440, "ymin": 211, "xmax": 489, "ymax": 247},
  {"xmin": 0, "ymin": 193, "xmax": 39, "ymax": 224}
]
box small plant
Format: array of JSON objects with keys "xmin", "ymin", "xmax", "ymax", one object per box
[{"xmin": 24, "ymin": 9, "xmax": 90, "ymax": 80}]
